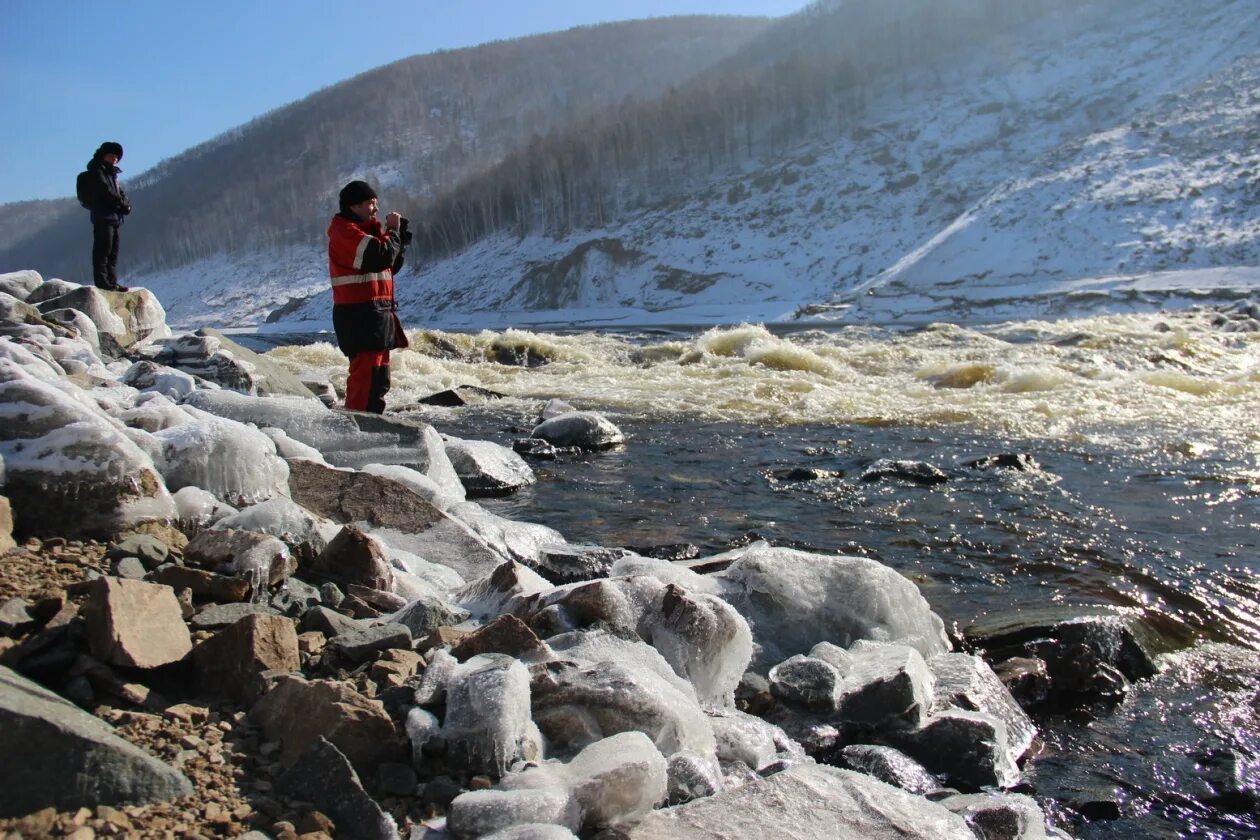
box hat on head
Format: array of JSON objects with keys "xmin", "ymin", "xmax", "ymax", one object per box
[
  {"xmin": 97, "ymin": 141, "xmax": 123, "ymax": 159},
  {"xmin": 339, "ymin": 180, "xmax": 378, "ymax": 211}
]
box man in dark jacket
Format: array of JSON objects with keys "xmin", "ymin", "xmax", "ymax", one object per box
[
  {"xmin": 81, "ymin": 141, "xmax": 131, "ymax": 291},
  {"xmin": 327, "ymin": 180, "xmax": 411, "ymax": 413}
]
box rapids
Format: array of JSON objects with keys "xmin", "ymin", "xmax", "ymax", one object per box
[{"xmin": 258, "ymin": 307, "xmax": 1259, "ymax": 838}]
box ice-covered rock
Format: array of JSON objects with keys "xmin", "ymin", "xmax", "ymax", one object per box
[
  {"xmin": 142, "ymin": 328, "xmax": 312, "ymax": 398},
  {"xmin": 116, "ymin": 393, "xmax": 195, "ymax": 433},
  {"xmin": 530, "ymin": 411, "xmax": 626, "ymax": 451},
  {"xmin": 481, "ymin": 826, "xmax": 578, "ymax": 840},
  {"xmin": 889, "ymin": 709, "xmax": 1022, "ymax": 790},
  {"xmin": 547, "ymin": 628, "xmax": 698, "ymax": 702},
  {"xmin": 638, "ymin": 584, "xmax": 752, "ymax": 708},
  {"xmin": 626, "ymin": 763, "xmax": 976, "ymax": 839},
  {"xmin": 667, "ymin": 750, "xmax": 721, "ymax": 804},
  {"xmin": 152, "ymin": 407, "xmax": 290, "ymax": 504},
  {"xmin": 24, "ymin": 278, "xmax": 82, "ymax": 305},
  {"xmin": 261, "ymin": 426, "xmax": 329, "ymax": 463},
  {"xmin": 362, "ymin": 462, "xmax": 456, "ymax": 509},
  {"xmin": 405, "ymin": 706, "xmax": 444, "ymax": 765},
  {"xmin": 447, "ymin": 501, "xmax": 566, "ymax": 566},
  {"xmin": 539, "ymin": 399, "xmax": 577, "ymax": 422},
  {"xmin": 447, "ymin": 789, "xmax": 579, "ymax": 840},
  {"xmin": 512, "ymin": 579, "xmax": 640, "ymax": 637},
  {"xmin": 35, "ymin": 286, "xmax": 170, "ymax": 351},
  {"xmin": 834, "ymin": 641, "xmax": 935, "ymax": 732},
  {"xmin": 939, "ymin": 792, "xmax": 1052, "ymax": 840},
  {"xmin": 444, "ymin": 654, "xmax": 538, "ymax": 777},
  {"xmin": 184, "ymin": 527, "xmax": 294, "ymax": 588},
  {"xmin": 713, "ymin": 546, "xmax": 949, "ymax": 669},
  {"xmin": 0, "ymin": 358, "xmax": 176, "ymax": 538},
  {"xmin": 414, "ymin": 648, "xmax": 458, "ymax": 707},
  {"xmin": 171, "ymin": 486, "xmax": 238, "ymax": 531},
  {"xmin": 532, "ymin": 544, "xmax": 639, "ymax": 585},
  {"xmin": 286, "ymin": 458, "xmax": 504, "ymax": 582},
  {"xmin": 42, "ymin": 307, "xmax": 101, "ymax": 351},
  {"xmin": 0, "ymin": 270, "xmax": 42, "ymax": 300},
  {"xmin": 929, "ymin": 652, "xmax": 1037, "ymax": 761},
  {"xmin": 609, "ymin": 554, "xmax": 716, "ymax": 593},
  {"xmin": 444, "ymin": 436, "xmax": 536, "ymax": 496},
  {"xmin": 213, "ymin": 496, "xmax": 330, "ymax": 557},
  {"xmin": 708, "ymin": 709, "xmax": 801, "ymax": 772},
  {"xmin": 529, "ymin": 659, "xmax": 716, "ymax": 759},
  {"xmin": 387, "ymin": 547, "xmax": 465, "ymax": 593},
  {"xmin": 837, "ymin": 744, "xmax": 941, "ymax": 795},
  {"xmin": 390, "ymin": 593, "xmax": 471, "ymax": 638},
  {"xmin": 121, "ymin": 360, "xmax": 197, "ymax": 400},
  {"xmin": 500, "ymin": 731, "xmax": 668, "ymax": 831},
  {"xmin": 456, "ymin": 560, "xmax": 554, "ymax": 621},
  {"xmin": 769, "ymin": 655, "xmax": 844, "ymax": 711}
]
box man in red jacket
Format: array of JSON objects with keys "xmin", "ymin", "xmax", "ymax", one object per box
[{"xmin": 327, "ymin": 180, "xmax": 411, "ymax": 413}]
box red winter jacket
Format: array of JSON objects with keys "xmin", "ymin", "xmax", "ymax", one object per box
[{"xmin": 327, "ymin": 212, "xmax": 410, "ymax": 357}]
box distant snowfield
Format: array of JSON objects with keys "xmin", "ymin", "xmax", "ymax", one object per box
[{"xmin": 132, "ymin": 0, "xmax": 1259, "ymax": 333}]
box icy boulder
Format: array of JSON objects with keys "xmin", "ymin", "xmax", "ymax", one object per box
[
  {"xmin": 456, "ymin": 560, "xmax": 554, "ymax": 621},
  {"xmin": 713, "ymin": 546, "xmax": 950, "ymax": 669},
  {"xmin": 835, "ymin": 641, "xmax": 935, "ymax": 732},
  {"xmin": 35, "ymin": 286, "xmax": 170, "ymax": 351},
  {"xmin": 42, "ymin": 308, "xmax": 101, "ymax": 351},
  {"xmin": 262, "ymin": 427, "xmax": 329, "ymax": 464},
  {"xmin": 212, "ymin": 496, "xmax": 331, "ymax": 557},
  {"xmin": 145, "ymin": 329, "xmax": 311, "ymax": 398},
  {"xmin": 448, "ymin": 501, "xmax": 566, "ymax": 566},
  {"xmin": 499, "ymin": 731, "xmax": 668, "ymax": 832},
  {"xmin": 708, "ymin": 709, "xmax": 802, "ymax": 773},
  {"xmin": 444, "ymin": 654, "xmax": 539, "ymax": 777},
  {"xmin": 361, "ymin": 463, "xmax": 454, "ymax": 509},
  {"xmin": 547, "ymin": 628, "xmax": 698, "ymax": 702},
  {"xmin": 116, "ymin": 393, "xmax": 195, "ymax": 433},
  {"xmin": 530, "ymin": 411, "xmax": 625, "ymax": 451},
  {"xmin": 172, "ymin": 486, "xmax": 238, "ymax": 532},
  {"xmin": 447, "ymin": 789, "xmax": 579, "ymax": 840},
  {"xmin": 529, "ymin": 659, "xmax": 716, "ymax": 759},
  {"xmin": 0, "ymin": 358, "xmax": 176, "ymax": 538},
  {"xmin": 444, "ymin": 436, "xmax": 536, "ymax": 496},
  {"xmin": 0, "ymin": 270, "xmax": 42, "ymax": 300},
  {"xmin": 626, "ymin": 763, "xmax": 976, "ymax": 840},
  {"xmin": 121, "ymin": 360, "xmax": 197, "ymax": 400},
  {"xmin": 152, "ymin": 407, "xmax": 290, "ymax": 504},
  {"xmin": 638, "ymin": 584, "xmax": 752, "ymax": 708},
  {"xmin": 769, "ymin": 655, "xmax": 845, "ymax": 711},
  {"xmin": 888, "ymin": 709, "xmax": 1022, "ymax": 790},
  {"xmin": 929, "ymin": 652, "xmax": 1037, "ymax": 761}
]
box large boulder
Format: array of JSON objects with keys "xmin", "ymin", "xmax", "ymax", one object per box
[
  {"xmin": 152, "ymin": 407, "xmax": 290, "ymax": 504},
  {"xmin": 626, "ymin": 763, "xmax": 975, "ymax": 839},
  {"xmin": 141, "ymin": 329, "xmax": 315, "ymax": 398},
  {"xmin": 0, "ymin": 358, "xmax": 176, "ymax": 539},
  {"xmin": 0, "ymin": 665, "xmax": 193, "ymax": 818},
  {"xmin": 444, "ymin": 654, "xmax": 539, "ymax": 777},
  {"xmin": 530, "ymin": 412, "xmax": 625, "ymax": 451},
  {"xmin": 81, "ymin": 577, "xmax": 193, "ymax": 669},
  {"xmin": 929, "ymin": 652, "xmax": 1037, "ymax": 761},
  {"xmin": 287, "ymin": 458, "xmax": 505, "ymax": 582},
  {"xmin": 444, "ymin": 436, "xmax": 536, "ymax": 496},
  {"xmin": 0, "ymin": 270, "xmax": 43, "ymax": 300},
  {"xmin": 250, "ymin": 674, "xmax": 399, "ymax": 772},
  {"xmin": 713, "ymin": 546, "xmax": 949, "ymax": 669},
  {"xmin": 35, "ymin": 285, "xmax": 170, "ymax": 352},
  {"xmin": 193, "ymin": 613, "xmax": 301, "ymax": 702}
]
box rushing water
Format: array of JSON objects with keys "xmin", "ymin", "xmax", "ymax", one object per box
[{"xmin": 257, "ymin": 309, "xmax": 1260, "ymax": 838}]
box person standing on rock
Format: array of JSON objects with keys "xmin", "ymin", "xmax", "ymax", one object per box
[
  {"xmin": 327, "ymin": 180, "xmax": 411, "ymax": 413},
  {"xmin": 78, "ymin": 141, "xmax": 131, "ymax": 292}
]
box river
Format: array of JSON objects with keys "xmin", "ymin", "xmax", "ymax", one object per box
[{"xmin": 248, "ymin": 308, "xmax": 1260, "ymax": 838}]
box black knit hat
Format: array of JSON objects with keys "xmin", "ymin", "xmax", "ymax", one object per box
[
  {"xmin": 97, "ymin": 141, "xmax": 123, "ymax": 159},
  {"xmin": 339, "ymin": 180, "xmax": 378, "ymax": 211}
]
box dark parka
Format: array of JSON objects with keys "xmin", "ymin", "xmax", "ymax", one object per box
[
  {"xmin": 82, "ymin": 156, "xmax": 129, "ymax": 225},
  {"xmin": 327, "ymin": 212, "xmax": 409, "ymax": 357}
]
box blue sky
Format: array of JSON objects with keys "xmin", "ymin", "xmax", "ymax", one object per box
[{"xmin": 0, "ymin": 0, "xmax": 804, "ymax": 205}]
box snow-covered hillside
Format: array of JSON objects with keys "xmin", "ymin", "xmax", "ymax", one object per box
[{"xmin": 135, "ymin": 0, "xmax": 1260, "ymax": 331}]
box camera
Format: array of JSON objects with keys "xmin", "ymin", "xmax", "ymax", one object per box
[{"xmin": 398, "ymin": 216, "xmax": 412, "ymax": 245}]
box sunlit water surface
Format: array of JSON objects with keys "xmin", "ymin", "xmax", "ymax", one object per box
[{"xmin": 257, "ymin": 310, "xmax": 1259, "ymax": 838}]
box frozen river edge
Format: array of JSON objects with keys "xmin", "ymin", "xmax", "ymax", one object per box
[{"xmin": 1, "ymin": 270, "xmax": 1078, "ymax": 838}]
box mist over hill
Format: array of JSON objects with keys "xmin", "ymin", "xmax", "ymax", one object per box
[{"xmin": 4, "ymin": 0, "xmax": 1258, "ymax": 329}]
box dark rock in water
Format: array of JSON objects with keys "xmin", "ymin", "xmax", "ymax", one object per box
[
  {"xmin": 770, "ymin": 467, "xmax": 844, "ymax": 482},
  {"xmin": 991, "ymin": 656, "xmax": 1051, "ymax": 709},
  {"xmin": 531, "ymin": 411, "xmax": 625, "ymax": 451},
  {"xmin": 964, "ymin": 608, "xmax": 1161, "ymax": 709},
  {"xmin": 889, "ymin": 710, "xmax": 1022, "ymax": 790},
  {"xmin": 533, "ymin": 544, "xmax": 635, "ymax": 584},
  {"xmin": 512, "ymin": 437, "xmax": 566, "ymax": 460},
  {"xmin": 444, "ymin": 436, "xmax": 536, "ymax": 497},
  {"xmin": 928, "ymin": 652, "xmax": 1038, "ymax": 762},
  {"xmin": 861, "ymin": 459, "xmax": 949, "ymax": 486},
  {"xmin": 838, "ymin": 744, "xmax": 941, "ymax": 796},
  {"xmin": 418, "ymin": 385, "xmax": 505, "ymax": 407},
  {"xmin": 0, "ymin": 664, "xmax": 193, "ymax": 817},
  {"xmin": 625, "ymin": 542, "xmax": 700, "ymax": 562},
  {"xmin": 276, "ymin": 737, "xmax": 400, "ymax": 840},
  {"xmin": 965, "ymin": 454, "xmax": 1040, "ymax": 472},
  {"xmin": 489, "ymin": 344, "xmax": 550, "ymax": 367},
  {"xmin": 938, "ymin": 792, "xmax": 1050, "ymax": 840}
]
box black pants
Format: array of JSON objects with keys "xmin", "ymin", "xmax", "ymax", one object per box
[{"xmin": 92, "ymin": 222, "xmax": 120, "ymax": 289}]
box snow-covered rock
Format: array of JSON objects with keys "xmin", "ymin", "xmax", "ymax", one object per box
[
  {"xmin": 444, "ymin": 436, "xmax": 537, "ymax": 496},
  {"xmin": 530, "ymin": 412, "xmax": 625, "ymax": 451},
  {"xmin": 152, "ymin": 407, "xmax": 290, "ymax": 504},
  {"xmin": 443, "ymin": 654, "xmax": 539, "ymax": 777}
]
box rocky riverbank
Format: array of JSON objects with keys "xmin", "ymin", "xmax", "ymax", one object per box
[{"xmin": 0, "ymin": 268, "xmax": 1095, "ymax": 839}]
